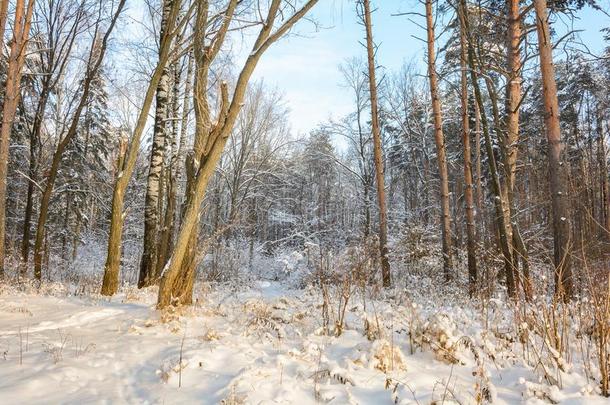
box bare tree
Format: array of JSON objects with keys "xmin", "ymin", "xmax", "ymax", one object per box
[
  {"xmin": 337, "ymin": 58, "xmax": 374, "ymax": 238},
  {"xmin": 157, "ymin": 0, "xmax": 319, "ymax": 308},
  {"xmin": 101, "ymin": 0, "xmax": 186, "ymax": 296},
  {"xmin": 459, "ymin": 0, "xmax": 516, "ymax": 296}
]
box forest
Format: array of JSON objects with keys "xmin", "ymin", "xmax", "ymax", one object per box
[{"xmin": 0, "ymin": 0, "xmax": 609, "ymax": 403}]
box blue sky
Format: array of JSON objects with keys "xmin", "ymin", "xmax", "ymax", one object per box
[{"xmin": 251, "ymin": 1, "xmax": 610, "ymax": 136}]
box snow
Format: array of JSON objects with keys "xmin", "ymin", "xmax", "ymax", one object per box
[{"xmin": 0, "ymin": 280, "xmax": 608, "ymax": 404}]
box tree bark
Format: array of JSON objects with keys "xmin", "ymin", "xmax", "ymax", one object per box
[
  {"xmin": 20, "ymin": 0, "xmax": 82, "ymax": 267},
  {"xmin": 101, "ymin": 0, "xmax": 183, "ymax": 296},
  {"xmin": 505, "ymin": 0, "xmax": 532, "ymax": 298},
  {"xmin": 458, "ymin": 2, "xmax": 477, "ymax": 295},
  {"xmin": 0, "ymin": 0, "xmax": 9, "ymax": 56},
  {"xmin": 101, "ymin": 138, "xmax": 128, "ymax": 295},
  {"xmin": 0, "ymin": 0, "xmax": 35, "ymax": 276},
  {"xmin": 361, "ymin": 0, "xmax": 391, "ymax": 287},
  {"xmin": 425, "ymin": 0, "xmax": 453, "ymax": 281},
  {"xmin": 156, "ymin": 61, "xmax": 183, "ymax": 277},
  {"xmin": 534, "ymin": 0, "xmax": 573, "ymax": 299},
  {"xmin": 139, "ymin": 0, "xmax": 173, "ymax": 288}
]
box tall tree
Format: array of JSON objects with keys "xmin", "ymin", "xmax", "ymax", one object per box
[
  {"xmin": 170, "ymin": 0, "xmax": 241, "ymax": 305},
  {"xmin": 425, "ymin": 0, "xmax": 453, "ymax": 280},
  {"xmin": 533, "ymin": 0, "xmax": 573, "ymax": 298},
  {"xmin": 101, "ymin": 0, "xmax": 186, "ymax": 296},
  {"xmin": 458, "ymin": 0, "xmax": 477, "ymax": 294},
  {"xmin": 504, "ymin": 0, "xmax": 531, "ymax": 298},
  {"xmin": 156, "ymin": 55, "xmax": 191, "ymax": 276},
  {"xmin": 139, "ymin": 0, "xmax": 174, "ymax": 288},
  {"xmin": 0, "ymin": 0, "xmax": 35, "ymax": 276},
  {"xmin": 359, "ymin": 0, "xmax": 391, "ymax": 287},
  {"xmin": 157, "ymin": 0, "xmax": 319, "ymax": 308},
  {"xmin": 460, "ymin": 0, "xmax": 516, "ymax": 296}
]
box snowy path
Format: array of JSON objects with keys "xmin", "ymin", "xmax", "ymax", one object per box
[{"xmin": 0, "ymin": 283, "xmax": 607, "ymax": 404}]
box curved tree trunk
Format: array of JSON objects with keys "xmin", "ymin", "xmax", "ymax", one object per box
[
  {"xmin": 158, "ymin": 0, "xmax": 319, "ymax": 308},
  {"xmin": 101, "ymin": 139, "xmax": 128, "ymax": 295}
]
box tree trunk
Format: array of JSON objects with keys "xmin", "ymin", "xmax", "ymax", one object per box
[
  {"xmin": 534, "ymin": 0, "xmax": 573, "ymax": 298},
  {"xmin": 474, "ymin": 98, "xmax": 483, "ymax": 215},
  {"xmin": 361, "ymin": 0, "xmax": 391, "ymax": 287},
  {"xmin": 101, "ymin": 138, "xmax": 128, "ymax": 295},
  {"xmin": 425, "ymin": 0, "xmax": 453, "ymax": 281},
  {"xmin": 458, "ymin": 2, "xmax": 477, "ymax": 295},
  {"xmin": 158, "ymin": 0, "xmax": 319, "ymax": 308},
  {"xmin": 171, "ymin": 0, "xmax": 216, "ymax": 304},
  {"xmin": 505, "ymin": 0, "xmax": 521, "ymax": 194},
  {"xmin": 176, "ymin": 51, "xmax": 194, "ymax": 213},
  {"xmin": 156, "ymin": 62, "xmax": 183, "ymax": 277},
  {"xmin": 0, "ymin": 0, "xmax": 9, "ymax": 56},
  {"xmin": 485, "ymin": 76, "xmax": 519, "ymax": 294},
  {"xmin": 0, "ymin": 0, "xmax": 34, "ymax": 276},
  {"xmin": 460, "ymin": 0, "xmax": 515, "ymax": 296},
  {"xmin": 140, "ymin": 0, "xmax": 173, "ymax": 288},
  {"xmin": 101, "ymin": 0, "xmax": 183, "ymax": 296},
  {"xmin": 505, "ymin": 0, "xmax": 532, "ymax": 299},
  {"xmin": 139, "ymin": 68, "xmax": 170, "ymax": 287}
]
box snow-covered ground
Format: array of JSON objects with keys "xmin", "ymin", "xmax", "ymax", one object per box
[{"xmin": 0, "ymin": 279, "xmax": 607, "ymax": 404}]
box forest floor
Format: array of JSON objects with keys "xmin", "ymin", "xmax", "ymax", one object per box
[{"xmin": 0, "ymin": 277, "xmax": 607, "ymax": 404}]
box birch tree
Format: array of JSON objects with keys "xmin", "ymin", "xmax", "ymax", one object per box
[
  {"xmin": 139, "ymin": 0, "xmax": 175, "ymax": 288},
  {"xmin": 101, "ymin": 0, "xmax": 187, "ymax": 296}
]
